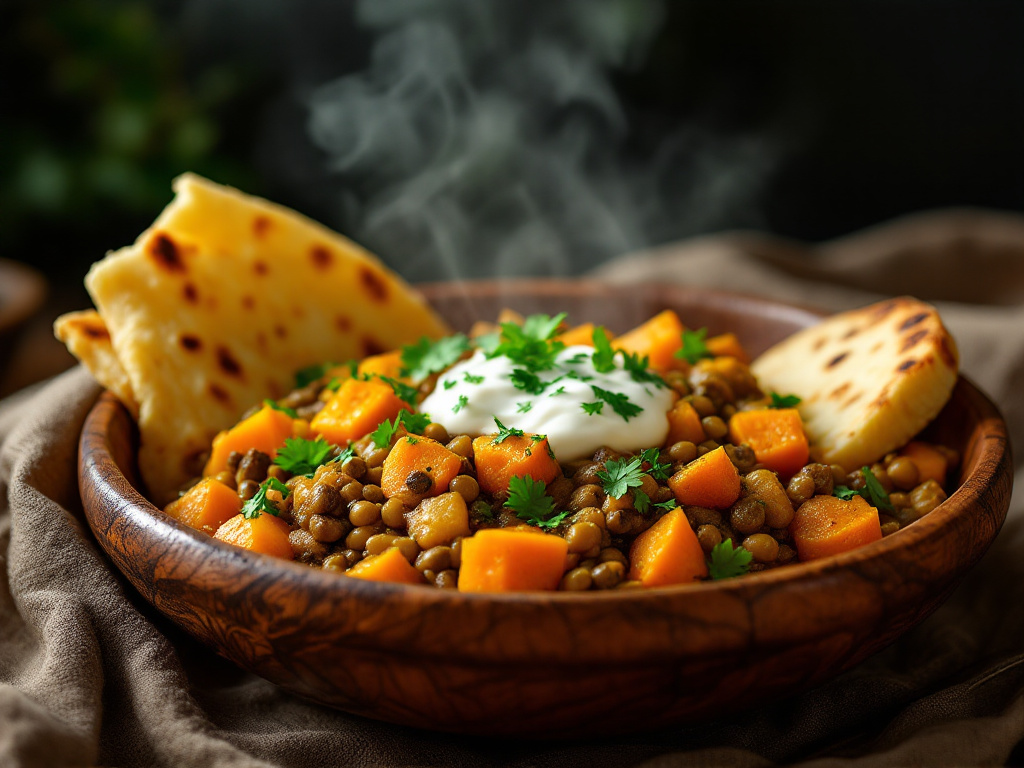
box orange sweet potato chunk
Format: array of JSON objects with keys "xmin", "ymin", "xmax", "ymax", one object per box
[
  {"xmin": 213, "ymin": 513, "xmax": 293, "ymax": 560},
  {"xmin": 789, "ymin": 494, "xmax": 882, "ymax": 561},
  {"xmin": 310, "ymin": 377, "xmax": 409, "ymax": 445},
  {"xmin": 458, "ymin": 529, "xmax": 569, "ymax": 592},
  {"xmin": 203, "ymin": 405, "xmax": 298, "ymax": 477},
  {"xmin": 612, "ymin": 310, "xmax": 685, "ymax": 371},
  {"xmin": 706, "ymin": 332, "xmax": 750, "ymax": 364},
  {"xmin": 899, "ymin": 441, "xmax": 948, "ymax": 485},
  {"xmin": 556, "ymin": 323, "xmax": 599, "ymax": 347},
  {"xmin": 347, "ymin": 547, "xmax": 424, "ymax": 585},
  {"xmin": 666, "ymin": 399, "xmax": 706, "ymax": 446},
  {"xmin": 472, "ymin": 434, "xmax": 560, "ymax": 495},
  {"xmin": 628, "ymin": 508, "xmax": 708, "ymax": 586},
  {"xmin": 405, "ymin": 492, "xmax": 471, "ymax": 549},
  {"xmin": 164, "ymin": 477, "xmax": 241, "ymax": 535},
  {"xmin": 357, "ymin": 350, "xmax": 406, "ymax": 380},
  {"xmin": 381, "ymin": 436, "xmax": 463, "ymax": 504},
  {"xmin": 668, "ymin": 446, "xmax": 741, "ymax": 509},
  {"xmin": 728, "ymin": 408, "xmax": 809, "ymax": 478}
]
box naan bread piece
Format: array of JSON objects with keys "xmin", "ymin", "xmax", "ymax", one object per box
[
  {"xmin": 751, "ymin": 297, "xmax": 958, "ymax": 472},
  {"xmin": 84, "ymin": 173, "xmax": 451, "ymax": 504},
  {"xmin": 54, "ymin": 310, "xmax": 139, "ymax": 417}
]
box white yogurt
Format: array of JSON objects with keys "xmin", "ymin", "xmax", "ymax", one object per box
[{"xmin": 419, "ymin": 345, "xmax": 675, "ymax": 461}]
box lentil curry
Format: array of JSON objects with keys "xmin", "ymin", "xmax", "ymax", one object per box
[{"xmin": 164, "ymin": 306, "xmax": 959, "ymax": 592}]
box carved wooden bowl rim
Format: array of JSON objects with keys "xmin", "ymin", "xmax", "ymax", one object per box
[{"xmin": 79, "ymin": 281, "xmax": 1013, "ymax": 668}]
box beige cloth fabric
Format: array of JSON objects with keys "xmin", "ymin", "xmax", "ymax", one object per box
[{"xmin": 2, "ymin": 208, "xmax": 1022, "ymax": 767}]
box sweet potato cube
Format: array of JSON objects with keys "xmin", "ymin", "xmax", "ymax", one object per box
[
  {"xmin": 728, "ymin": 408, "xmax": 809, "ymax": 478},
  {"xmin": 666, "ymin": 399, "xmax": 706, "ymax": 446},
  {"xmin": 381, "ymin": 436, "xmax": 463, "ymax": 504},
  {"xmin": 405, "ymin": 491, "xmax": 472, "ymax": 550},
  {"xmin": 213, "ymin": 513, "xmax": 293, "ymax": 560},
  {"xmin": 556, "ymin": 323, "xmax": 599, "ymax": 347},
  {"xmin": 706, "ymin": 332, "xmax": 750, "ymax": 364},
  {"xmin": 628, "ymin": 509, "xmax": 708, "ymax": 586},
  {"xmin": 472, "ymin": 434, "xmax": 560, "ymax": 495},
  {"xmin": 310, "ymin": 377, "xmax": 409, "ymax": 445},
  {"xmin": 203, "ymin": 405, "xmax": 297, "ymax": 477},
  {"xmin": 612, "ymin": 310, "xmax": 685, "ymax": 371},
  {"xmin": 347, "ymin": 547, "xmax": 424, "ymax": 585},
  {"xmin": 164, "ymin": 477, "xmax": 241, "ymax": 535},
  {"xmin": 668, "ymin": 446, "xmax": 741, "ymax": 509},
  {"xmin": 357, "ymin": 350, "xmax": 405, "ymax": 380},
  {"xmin": 899, "ymin": 441, "xmax": 949, "ymax": 485},
  {"xmin": 789, "ymin": 494, "xmax": 882, "ymax": 561},
  {"xmin": 458, "ymin": 529, "xmax": 569, "ymax": 592}
]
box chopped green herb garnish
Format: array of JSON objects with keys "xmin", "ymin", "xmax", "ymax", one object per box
[
  {"xmin": 834, "ymin": 485, "xmax": 860, "ymax": 501},
  {"xmin": 639, "ymin": 447, "xmax": 672, "ymax": 481},
  {"xmin": 548, "ymin": 385, "xmax": 566, "ymax": 397},
  {"xmin": 240, "ymin": 477, "xmax": 290, "ymax": 519},
  {"xmin": 621, "ymin": 351, "xmax": 667, "ymax": 388},
  {"xmin": 510, "ymin": 368, "xmax": 547, "ymax": 395},
  {"xmin": 833, "ymin": 467, "xmax": 894, "ymax": 511},
  {"xmin": 591, "ymin": 326, "xmax": 616, "ymax": 373},
  {"xmin": 442, "ymin": 379, "xmax": 457, "ymax": 390},
  {"xmin": 263, "ymin": 399, "xmax": 299, "ymax": 419},
  {"xmin": 596, "ymin": 456, "xmax": 645, "ymax": 499},
  {"xmin": 769, "ymin": 392, "xmax": 802, "ymax": 409},
  {"xmin": 400, "ymin": 334, "xmax": 471, "ymax": 382},
  {"xmin": 505, "ymin": 475, "xmax": 566, "ymax": 529},
  {"xmin": 634, "ymin": 489, "xmax": 651, "ymax": 515},
  {"xmin": 517, "ymin": 401, "xmax": 533, "ymax": 413},
  {"xmin": 564, "ymin": 369, "xmax": 593, "ymax": 382},
  {"xmin": 374, "ymin": 375, "xmax": 420, "ymax": 406},
  {"xmin": 294, "ymin": 361, "xmax": 337, "ymax": 388},
  {"xmin": 707, "ymin": 539, "xmax": 753, "ymax": 580},
  {"xmin": 273, "ymin": 435, "xmax": 338, "ymax": 477},
  {"xmin": 653, "ymin": 498, "xmax": 678, "ymax": 512},
  {"xmin": 474, "ymin": 331, "xmax": 500, "ymax": 354},
  {"xmin": 400, "ymin": 411, "xmax": 431, "ymax": 435},
  {"xmin": 590, "ymin": 385, "xmax": 643, "ymax": 421},
  {"xmin": 566, "ymin": 352, "xmax": 589, "ymax": 364},
  {"xmin": 325, "ymin": 377, "xmax": 343, "ymax": 392},
  {"xmin": 463, "ymin": 372, "xmax": 485, "ymax": 385},
  {"xmin": 491, "ymin": 417, "xmax": 525, "ymax": 444},
  {"xmin": 369, "ymin": 411, "xmax": 430, "ymax": 449},
  {"xmin": 453, "ymin": 394, "xmax": 469, "ymax": 414},
  {"xmin": 676, "ymin": 327, "xmax": 713, "ymax": 365},
  {"xmin": 581, "ymin": 401, "xmax": 604, "ymax": 416},
  {"xmin": 488, "ymin": 313, "xmax": 567, "ymax": 372}
]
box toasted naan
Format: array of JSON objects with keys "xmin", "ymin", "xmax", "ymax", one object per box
[
  {"xmin": 751, "ymin": 297, "xmax": 958, "ymax": 471},
  {"xmin": 54, "ymin": 310, "xmax": 139, "ymax": 417},
  {"xmin": 60, "ymin": 174, "xmax": 450, "ymax": 504}
]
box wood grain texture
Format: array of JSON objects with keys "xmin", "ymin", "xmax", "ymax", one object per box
[{"xmin": 78, "ymin": 280, "xmax": 1013, "ymax": 737}]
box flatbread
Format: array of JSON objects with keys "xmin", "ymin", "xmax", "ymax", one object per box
[
  {"xmin": 751, "ymin": 297, "xmax": 958, "ymax": 471},
  {"xmin": 62, "ymin": 173, "xmax": 451, "ymax": 504},
  {"xmin": 54, "ymin": 310, "xmax": 139, "ymax": 417}
]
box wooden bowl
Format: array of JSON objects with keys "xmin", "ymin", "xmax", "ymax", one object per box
[{"xmin": 78, "ymin": 281, "xmax": 1013, "ymax": 738}]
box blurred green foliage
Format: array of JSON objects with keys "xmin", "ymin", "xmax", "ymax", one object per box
[{"xmin": 0, "ymin": 0, "xmax": 260, "ymax": 277}]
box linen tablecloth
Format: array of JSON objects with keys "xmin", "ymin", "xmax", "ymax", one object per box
[{"xmin": 2, "ymin": 208, "xmax": 1022, "ymax": 767}]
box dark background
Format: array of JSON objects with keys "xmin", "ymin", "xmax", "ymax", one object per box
[{"xmin": 2, "ymin": 0, "xmax": 1022, "ymax": 296}]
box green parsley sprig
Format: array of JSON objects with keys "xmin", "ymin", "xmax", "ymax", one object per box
[
  {"xmin": 768, "ymin": 392, "xmax": 802, "ymax": 409},
  {"xmin": 273, "ymin": 435, "xmax": 353, "ymax": 478},
  {"xmin": 707, "ymin": 538, "xmax": 753, "ymax": 580},
  {"xmin": 834, "ymin": 467, "xmax": 893, "ymax": 511},
  {"xmin": 590, "ymin": 385, "xmax": 643, "ymax": 421},
  {"xmin": 639, "ymin": 447, "xmax": 672, "ymax": 481},
  {"xmin": 369, "ymin": 411, "xmax": 432, "ymax": 449},
  {"xmin": 505, "ymin": 475, "xmax": 569, "ymax": 529},
  {"xmin": 400, "ymin": 334, "xmax": 471, "ymax": 382},
  {"xmin": 596, "ymin": 456, "xmax": 645, "ymax": 499},
  {"xmin": 591, "ymin": 326, "xmax": 617, "ymax": 373},
  {"xmin": 263, "ymin": 399, "xmax": 299, "ymax": 418},
  {"xmin": 491, "ymin": 417, "xmax": 525, "ymax": 444},
  {"xmin": 487, "ymin": 313, "xmax": 567, "ymax": 372},
  {"xmin": 241, "ymin": 477, "xmax": 291, "ymax": 519},
  {"xmin": 676, "ymin": 327, "xmax": 713, "ymax": 365}
]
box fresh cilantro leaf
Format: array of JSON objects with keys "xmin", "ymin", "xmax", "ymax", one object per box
[
  {"xmin": 370, "ymin": 417, "xmax": 400, "ymax": 449},
  {"xmin": 294, "ymin": 361, "xmax": 336, "ymax": 388},
  {"xmin": 769, "ymin": 392, "xmax": 802, "ymax": 409},
  {"xmin": 834, "ymin": 485, "xmax": 860, "ymax": 501},
  {"xmin": 653, "ymin": 498, "xmax": 678, "ymax": 512},
  {"xmin": 581, "ymin": 401, "xmax": 604, "ymax": 416},
  {"xmin": 273, "ymin": 435, "xmax": 336, "ymax": 477},
  {"xmin": 634, "ymin": 489, "xmax": 651, "ymax": 515},
  {"xmin": 548, "ymin": 385, "xmax": 566, "ymax": 397},
  {"xmin": 860, "ymin": 466, "xmax": 894, "ymax": 511},
  {"xmin": 453, "ymin": 394, "xmax": 469, "ymax": 414},
  {"xmin": 621, "ymin": 351, "xmax": 667, "ymax": 388},
  {"xmin": 400, "ymin": 335, "xmax": 471, "ymax": 382},
  {"xmin": 590, "ymin": 385, "xmax": 643, "ymax": 421},
  {"xmin": 596, "ymin": 456, "xmax": 645, "ymax": 499},
  {"xmin": 399, "ymin": 410, "xmax": 431, "ymax": 435},
  {"xmin": 517, "ymin": 401, "xmax": 533, "ymax": 413},
  {"xmin": 707, "ymin": 538, "xmax": 753, "ymax": 580},
  {"xmin": 639, "ymin": 447, "xmax": 672, "ymax": 481},
  {"xmin": 325, "ymin": 378, "xmax": 343, "ymax": 392},
  {"xmin": 374, "ymin": 375, "xmax": 420, "ymax": 406},
  {"xmin": 676, "ymin": 327, "xmax": 713, "ymax": 365},
  {"xmin": 565, "ymin": 352, "xmax": 589, "ymax": 364},
  {"xmin": 334, "ymin": 445, "xmax": 356, "ymax": 466},
  {"xmin": 591, "ymin": 326, "xmax": 616, "ymax": 373},
  {"xmin": 474, "ymin": 332, "xmax": 500, "ymax": 355},
  {"xmin": 510, "ymin": 368, "xmax": 547, "ymax": 395},
  {"xmin": 442, "ymin": 379, "xmax": 457, "ymax": 390},
  {"xmin": 471, "ymin": 501, "xmax": 494, "ymax": 521},
  {"xmin": 263, "ymin": 399, "xmax": 299, "ymax": 418},
  {"xmin": 463, "ymin": 372, "xmax": 484, "ymax": 385},
  {"xmin": 564, "ymin": 369, "xmax": 593, "ymax": 382},
  {"xmin": 241, "ymin": 477, "xmax": 291, "ymax": 519},
  {"xmin": 505, "ymin": 475, "xmax": 566, "ymax": 529},
  {"xmin": 489, "ymin": 313, "xmax": 566, "ymax": 372},
  {"xmin": 491, "ymin": 418, "xmax": 524, "ymax": 444}
]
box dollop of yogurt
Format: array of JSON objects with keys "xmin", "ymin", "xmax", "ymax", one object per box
[{"xmin": 419, "ymin": 345, "xmax": 675, "ymax": 461}]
